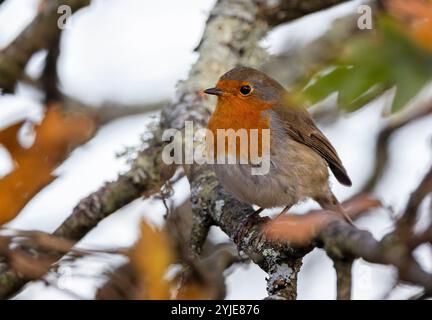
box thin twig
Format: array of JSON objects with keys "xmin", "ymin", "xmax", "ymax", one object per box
[{"xmin": 361, "ymin": 102, "xmax": 432, "ymax": 193}]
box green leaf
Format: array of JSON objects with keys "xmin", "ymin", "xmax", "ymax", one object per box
[{"xmin": 297, "ymin": 16, "xmax": 432, "ymax": 115}]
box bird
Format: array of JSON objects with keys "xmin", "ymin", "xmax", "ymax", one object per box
[{"xmin": 204, "ymin": 66, "xmax": 353, "ymax": 224}]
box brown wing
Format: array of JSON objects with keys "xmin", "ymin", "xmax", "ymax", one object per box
[{"xmin": 273, "ymin": 103, "xmax": 352, "ymax": 187}]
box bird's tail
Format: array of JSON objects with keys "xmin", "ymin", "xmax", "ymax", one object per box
[{"xmin": 315, "ymin": 192, "xmax": 355, "ymax": 226}]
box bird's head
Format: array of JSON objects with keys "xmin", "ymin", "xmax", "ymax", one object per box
[{"xmin": 204, "ymin": 66, "xmax": 286, "ymax": 110}]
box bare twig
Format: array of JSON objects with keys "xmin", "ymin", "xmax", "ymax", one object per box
[
  {"xmin": 396, "ymin": 163, "xmax": 432, "ymax": 235},
  {"xmin": 361, "ymin": 103, "xmax": 432, "ymax": 193},
  {"xmin": 0, "ymin": 228, "xmax": 128, "ymax": 256},
  {"xmin": 0, "ymin": 0, "xmax": 91, "ymax": 92},
  {"xmin": 60, "ymin": 95, "xmax": 168, "ymax": 126}
]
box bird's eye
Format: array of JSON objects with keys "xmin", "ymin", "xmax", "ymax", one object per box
[{"xmin": 239, "ymin": 85, "xmax": 252, "ymax": 96}]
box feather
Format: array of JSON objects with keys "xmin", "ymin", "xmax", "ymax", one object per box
[{"xmin": 273, "ymin": 102, "xmax": 352, "ymax": 187}]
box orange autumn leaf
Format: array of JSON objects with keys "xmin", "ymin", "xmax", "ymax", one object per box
[
  {"xmin": 131, "ymin": 221, "xmax": 174, "ymax": 300},
  {"xmin": 0, "ymin": 105, "xmax": 95, "ymax": 225},
  {"xmin": 387, "ymin": 0, "xmax": 432, "ymax": 20},
  {"xmin": 411, "ymin": 20, "xmax": 432, "ymax": 51},
  {"xmin": 131, "ymin": 221, "xmax": 213, "ymax": 300},
  {"xmin": 386, "ymin": 0, "xmax": 432, "ymax": 51}
]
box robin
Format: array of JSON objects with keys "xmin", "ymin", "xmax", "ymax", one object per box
[{"xmin": 204, "ymin": 66, "xmax": 353, "ymax": 224}]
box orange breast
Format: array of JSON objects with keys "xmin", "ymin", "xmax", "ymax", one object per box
[{"xmin": 207, "ymin": 97, "xmax": 272, "ymax": 162}]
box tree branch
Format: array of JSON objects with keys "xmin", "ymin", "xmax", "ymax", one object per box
[
  {"xmin": 332, "ymin": 258, "xmax": 353, "ymax": 300},
  {"xmin": 40, "ymin": 30, "xmax": 61, "ymax": 105},
  {"xmin": 258, "ymin": 0, "xmax": 352, "ymax": 26},
  {"xmin": 318, "ymin": 220, "xmax": 432, "ymax": 294},
  {"xmin": 361, "ymin": 102, "xmax": 432, "ymax": 193},
  {"xmin": 396, "ymin": 163, "xmax": 432, "ymax": 236},
  {"xmin": 0, "ymin": 0, "xmax": 91, "ymax": 92}
]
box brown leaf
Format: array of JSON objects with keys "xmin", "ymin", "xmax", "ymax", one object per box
[
  {"xmin": 131, "ymin": 221, "xmax": 174, "ymax": 300},
  {"xmin": 0, "ymin": 105, "xmax": 96, "ymax": 225}
]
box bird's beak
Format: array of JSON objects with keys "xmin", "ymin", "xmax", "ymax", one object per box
[{"xmin": 204, "ymin": 87, "xmax": 223, "ymax": 96}]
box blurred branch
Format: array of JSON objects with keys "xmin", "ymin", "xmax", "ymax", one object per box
[
  {"xmin": 332, "ymin": 258, "xmax": 353, "ymax": 300},
  {"xmin": 258, "ymin": 0, "xmax": 353, "ymax": 26},
  {"xmin": 0, "ymin": 0, "xmax": 91, "ymax": 92},
  {"xmin": 398, "ymin": 163, "xmax": 432, "ymax": 229},
  {"xmin": 361, "ymin": 101, "xmax": 432, "ymax": 193},
  {"xmin": 0, "ymin": 228, "xmax": 127, "ymax": 256},
  {"xmin": 0, "ymin": 228, "xmax": 127, "ymax": 293},
  {"xmin": 40, "ymin": 32, "xmax": 61, "ymax": 105},
  {"xmin": 396, "ymin": 162, "xmax": 432, "ymax": 244},
  {"xmin": 413, "ymin": 224, "xmax": 432, "ymax": 249},
  {"xmin": 61, "ymin": 95, "xmax": 168, "ymax": 125},
  {"xmin": 318, "ymin": 165, "xmax": 432, "ymax": 295},
  {"xmin": 0, "ymin": 239, "xmax": 57, "ymax": 280},
  {"xmin": 318, "ymin": 220, "xmax": 432, "ymax": 294}
]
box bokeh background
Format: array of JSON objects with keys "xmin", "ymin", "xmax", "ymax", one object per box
[{"xmin": 1, "ymin": 0, "xmax": 431, "ymax": 299}]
